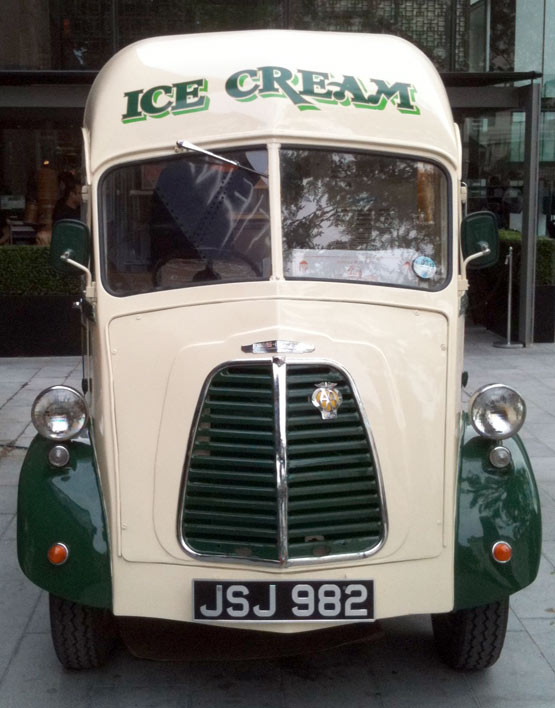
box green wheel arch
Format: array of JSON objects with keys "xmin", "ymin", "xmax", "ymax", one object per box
[
  {"xmin": 17, "ymin": 435, "xmax": 112, "ymax": 609},
  {"xmin": 454, "ymin": 417, "xmax": 542, "ymax": 610}
]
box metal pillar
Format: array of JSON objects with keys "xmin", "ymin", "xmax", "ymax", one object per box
[{"xmin": 519, "ymin": 81, "xmax": 542, "ymax": 346}]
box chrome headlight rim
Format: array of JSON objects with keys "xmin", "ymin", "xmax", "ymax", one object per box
[
  {"xmin": 31, "ymin": 385, "xmax": 89, "ymax": 442},
  {"xmin": 468, "ymin": 383, "xmax": 526, "ymax": 441}
]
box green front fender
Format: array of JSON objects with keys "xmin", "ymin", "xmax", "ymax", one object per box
[
  {"xmin": 454, "ymin": 418, "xmax": 542, "ymax": 610},
  {"xmin": 17, "ymin": 434, "xmax": 112, "ymax": 609}
]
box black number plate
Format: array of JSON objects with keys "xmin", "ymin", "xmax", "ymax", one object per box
[{"xmin": 193, "ymin": 580, "xmax": 374, "ymax": 621}]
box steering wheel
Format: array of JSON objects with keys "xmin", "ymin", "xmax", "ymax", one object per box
[{"xmin": 152, "ymin": 247, "xmax": 262, "ymax": 288}]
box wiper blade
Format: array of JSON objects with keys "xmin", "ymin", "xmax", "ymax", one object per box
[{"xmin": 175, "ymin": 140, "xmax": 268, "ymax": 178}]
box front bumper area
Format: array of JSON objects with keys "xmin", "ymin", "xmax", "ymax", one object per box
[{"xmin": 111, "ymin": 552, "xmax": 454, "ymax": 629}]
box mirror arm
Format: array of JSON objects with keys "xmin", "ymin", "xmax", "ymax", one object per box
[
  {"xmin": 462, "ymin": 241, "xmax": 491, "ymax": 278},
  {"xmin": 61, "ymin": 250, "xmax": 93, "ymax": 290}
]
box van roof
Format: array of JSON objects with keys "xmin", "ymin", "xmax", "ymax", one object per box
[{"xmin": 84, "ymin": 30, "xmax": 458, "ymax": 174}]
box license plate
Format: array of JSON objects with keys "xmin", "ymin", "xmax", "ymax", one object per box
[{"xmin": 193, "ymin": 580, "xmax": 374, "ymax": 621}]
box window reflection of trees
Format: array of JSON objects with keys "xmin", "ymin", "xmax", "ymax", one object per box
[{"xmin": 281, "ymin": 149, "xmax": 447, "ymax": 287}]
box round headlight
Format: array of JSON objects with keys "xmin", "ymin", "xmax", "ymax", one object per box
[
  {"xmin": 31, "ymin": 386, "xmax": 88, "ymax": 441},
  {"xmin": 469, "ymin": 384, "xmax": 526, "ymax": 440}
]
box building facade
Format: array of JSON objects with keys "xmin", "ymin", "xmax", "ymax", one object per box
[
  {"xmin": 0, "ymin": 1, "xmax": 553, "ymax": 340},
  {"xmin": 1, "ymin": 0, "xmax": 553, "ymax": 228}
]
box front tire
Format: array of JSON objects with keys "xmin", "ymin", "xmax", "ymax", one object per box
[
  {"xmin": 49, "ymin": 594, "xmax": 116, "ymax": 669},
  {"xmin": 432, "ymin": 598, "xmax": 509, "ymax": 671}
]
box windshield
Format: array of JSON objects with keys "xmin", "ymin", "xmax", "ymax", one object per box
[
  {"xmin": 101, "ymin": 149, "xmax": 270, "ymax": 295},
  {"xmin": 281, "ymin": 149, "xmax": 449, "ymax": 289},
  {"xmin": 101, "ymin": 146, "xmax": 449, "ymax": 296}
]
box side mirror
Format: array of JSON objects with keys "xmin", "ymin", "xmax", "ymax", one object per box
[
  {"xmin": 49, "ymin": 219, "xmax": 90, "ymax": 275},
  {"xmin": 461, "ymin": 211, "xmax": 499, "ymax": 269}
]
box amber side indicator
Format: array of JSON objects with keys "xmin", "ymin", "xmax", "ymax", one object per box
[
  {"xmin": 492, "ymin": 541, "xmax": 512, "ymax": 564},
  {"xmin": 47, "ymin": 543, "xmax": 69, "ymax": 566}
]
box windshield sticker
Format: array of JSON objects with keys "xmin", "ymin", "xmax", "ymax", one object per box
[
  {"xmin": 122, "ymin": 69, "xmax": 419, "ymax": 124},
  {"xmin": 288, "ymin": 248, "xmax": 419, "ymax": 286},
  {"xmin": 412, "ymin": 255, "xmax": 437, "ymax": 279}
]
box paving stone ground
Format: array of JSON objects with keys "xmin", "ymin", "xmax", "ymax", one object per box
[{"xmin": 0, "ymin": 327, "xmax": 554, "ymax": 707}]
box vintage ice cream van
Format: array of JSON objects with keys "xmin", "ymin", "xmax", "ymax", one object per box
[{"xmin": 17, "ymin": 30, "xmax": 541, "ymax": 671}]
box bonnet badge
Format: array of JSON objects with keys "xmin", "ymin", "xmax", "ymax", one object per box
[{"xmin": 311, "ymin": 382, "xmax": 343, "ymax": 420}]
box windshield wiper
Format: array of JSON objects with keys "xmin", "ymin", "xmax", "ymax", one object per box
[{"xmin": 175, "ymin": 140, "xmax": 268, "ymax": 178}]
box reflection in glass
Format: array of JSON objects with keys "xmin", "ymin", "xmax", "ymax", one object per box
[
  {"xmin": 469, "ymin": 0, "xmax": 488, "ymax": 72},
  {"xmin": 281, "ymin": 149, "xmax": 448, "ymax": 290},
  {"xmin": 101, "ymin": 150, "xmax": 270, "ymax": 295}
]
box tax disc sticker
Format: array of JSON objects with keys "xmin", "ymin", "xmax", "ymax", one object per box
[{"xmin": 412, "ymin": 255, "xmax": 437, "ymax": 279}]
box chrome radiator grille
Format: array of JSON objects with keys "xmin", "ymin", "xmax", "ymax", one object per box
[{"xmin": 180, "ymin": 361, "xmax": 384, "ymax": 565}]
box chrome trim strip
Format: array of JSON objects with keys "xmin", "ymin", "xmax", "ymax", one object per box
[
  {"xmin": 242, "ymin": 340, "xmax": 315, "ymax": 354},
  {"xmin": 273, "ymin": 357, "xmax": 289, "ymax": 565},
  {"xmin": 177, "ymin": 357, "xmax": 388, "ymax": 568}
]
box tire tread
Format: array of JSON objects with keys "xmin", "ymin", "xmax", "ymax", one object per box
[
  {"xmin": 432, "ymin": 598, "xmax": 509, "ymax": 671},
  {"xmin": 49, "ymin": 594, "xmax": 116, "ymax": 670}
]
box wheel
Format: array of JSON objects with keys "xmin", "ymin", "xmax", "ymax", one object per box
[
  {"xmin": 432, "ymin": 598, "xmax": 509, "ymax": 671},
  {"xmin": 49, "ymin": 594, "xmax": 117, "ymax": 669}
]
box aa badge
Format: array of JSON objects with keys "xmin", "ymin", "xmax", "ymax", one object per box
[{"xmin": 311, "ymin": 382, "xmax": 343, "ymax": 420}]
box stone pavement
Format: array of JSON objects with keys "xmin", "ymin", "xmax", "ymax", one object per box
[{"xmin": 0, "ymin": 326, "xmax": 554, "ymax": 708}]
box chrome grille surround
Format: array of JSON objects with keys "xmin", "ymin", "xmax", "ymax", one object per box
[{"xmin": 178, "ymin": 358, "xmax": 387, "ymax": 567}]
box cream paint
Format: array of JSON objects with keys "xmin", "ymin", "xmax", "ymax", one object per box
[
  {"xmin": 84, "ymin": 31, "xmax": 458, "ymax": 174},
  {"xmin": 106, "ymin": 297, "xmax": 448, "ymax": 566},
  {"xmin": 111, "ymin": 552, "xmax": 454, "ymax": 624}
]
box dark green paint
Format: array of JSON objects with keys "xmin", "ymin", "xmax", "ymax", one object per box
[
  {"xmin": 17, "ymin": 435, "xmax": 112, "ymax": 608},
  {"xmin": 299, "ymin": 70, "xmax": 333, "ymax": 101},
  {"xmin": 122, "ymin": 89, "xmax": 144, "ymax": 123},
  {"xmin": 140, "ymin": 85, "xmax": 173, "ymax": 116},
  {"xmin": 124, "ymin": 68, "xmax": 420, "ymax": 120},
  {"xmin": 173, "ymin": 79, "xmax": 208, "ymax": 114},
  {"xmin": 258, "ymin": 66, "xmax": 312, "ymax": 107},
  {"xmin": 49, "ymin": 219, "xmax": 90, "ymax": 275},
  {"xmin": 370, "ymin": 80, "xmax": 420, "ymax": 114},
  {"xmin": 329, "ymin": 75, "xmax": 371, "ymax": 106},
  {"xmin": 454, "ymin": 417, "xmax": 541, "ymax": 609},
  {"xmin": 461, "ymin": 211, "xmax": 500, "ymax": 269},
  {"xmin": 122, "ymin": 81, "xmax": 209, "ymax": 123},
  {"xmin": 225, "ymin": 69, "xmax": 259, "ymax": 99}
]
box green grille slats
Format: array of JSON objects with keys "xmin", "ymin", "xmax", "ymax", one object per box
[
  {"xmin": 187, "ymin": 481, "xmax": 275, "ymax": 496},
  {"xmin": 183, "ymin": 364, "xmax": 278, "ymax": 561},
  {"xmin": 181, "ymin": 362, "xmax": 384, "ymax": 563},
  {"xmin": 201, "ymin": 400, "xmax": 273, "ymax": 414},
  {"xmin": 192, "ymin": 440, "xmax": 274, "ymax": 455},
  {"xmin": 288, "ymin": 453, "xmax": 372, "ymax": 469},
  {"xmin": 286, "ymin": 365, "xmax": 383, "ymax": 559},
  {"xmin": 190, "ymin": 456, "xmax": 274, "ymax": 470},
  {"xmin": 289, "ymin": 496, "xmax": 379, "ymax": 513},
  {"xmin": 187, "ymin": 496, "xmax": 276, "ymax": 511},
  {"xmin": 287, "ymin": 413, "xmax": 361, "ymax": 426},
  {"xmin": 288, "ymin": 424, "xmax": 364, "ymax": 440},
  {"xmin": 190, "ymin": 539, "xmax": 281, "ymax": 556},
  {"xmin": 185, "ymin": 512, "xmax": 277, "ymax": 529},
  {"xmin": 205, "ymin": 428, "xmax": 274, "ymax": 441},
  {"xmin": 288, "ymin": 466, "xmax": 376, "ymax": 483},
  {"xmin": 287, "ymin": 508, "xmax": 381, "ymax": 525}
]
